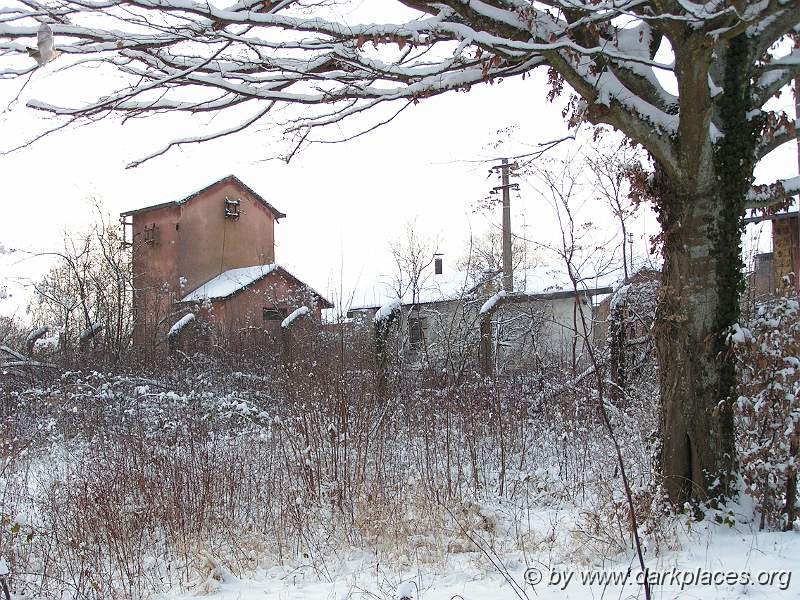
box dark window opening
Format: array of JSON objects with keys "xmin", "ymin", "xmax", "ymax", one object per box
[
  {"xmin": 143, "ymin": 224, "xmax": 158, "ymax": 245},
  {"xmin": 434, "ymin": 255, "xmax": 443, "ymax": 275},
  {"xmin": 175, "ymin": 223, "xmax": 180, "ymax": 231},
  {"xmin": 408, "ymin": 315, "xmax": 426, "ymax": 350},
  {"xmin": 263, "ymin": 306, "xmax": 286, "ymax": 321},
  {"xmin": 225, "ymin": 197, "xmax": 241, "ymax": 220}
]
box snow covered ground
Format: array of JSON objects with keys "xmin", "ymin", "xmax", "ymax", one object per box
[
  {"xmin": 0, "ymin": 364, "xmax": 797, "ymax": 600},
  {"xmin": 162, "ymin": 509, "xmax": 798, "ymax": 600}
]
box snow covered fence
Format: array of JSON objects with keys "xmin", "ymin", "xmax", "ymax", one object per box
[
  {"xmin": 479, "ymin": 290, "xmax": 506, "ymax": 315},
  {"xmin": 168, "ymin": 313, "xmax": 195, "ymax": 338},
  {"xmin": 281, "ymin": 306, "xmax": 309, "ymax": 329}
]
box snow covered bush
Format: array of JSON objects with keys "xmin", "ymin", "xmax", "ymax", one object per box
[
  {"xmin": 734, "ymin": 296, "xmax": 800, "ymax": 530},
  {"xmin": 0, "ymin": 330, "xmax": 663, "ymax": 599}
]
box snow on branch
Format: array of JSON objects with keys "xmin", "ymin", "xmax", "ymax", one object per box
[
  {"xmin": 79, "ymin": 322, "xmax": 103, "ymax": 341},
  {"xmin": 0, "ymin": 345, "xmax": 27, "ymax": 361},
  {"xmin": 0, "ymin": 0, "xmax": 795, "ymax": 171},
  {"xmin": 746, "ymin": 176, "xmax": 800, "ymax": 210},
  {"xmin": 25, "ymin": 326, "xmax": 49, "ymax": 344},
  {"xmin": 375, "ymin": 298, "xmax": 401, "ymax": 323},
  {"xmin": 0, "ymin": 0, "xmax": 676, "ymax": 163}
]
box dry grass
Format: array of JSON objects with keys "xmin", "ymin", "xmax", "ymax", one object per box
[{"xmin": 0, "ymin": 349, "xmax": 660, "ymax": 599}]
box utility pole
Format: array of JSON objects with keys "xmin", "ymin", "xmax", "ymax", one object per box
[
  {"xmin": 490, "ymin": 158, "xmax": 519, "ymax": 292},
  {"xmin": 628, "ymin": 232, "xmax": 634, "ymax": 277}
]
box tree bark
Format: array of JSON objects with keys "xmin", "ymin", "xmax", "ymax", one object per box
[
  {"xmin": 654, "ymin": 32, "xmax": 760, "ymax": 506},
  {"xmin": 654, "ymin": 181, "xmax": 737, "ymax": 504}
]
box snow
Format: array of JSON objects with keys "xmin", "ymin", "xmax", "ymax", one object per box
[
  {"xmin": 0, "ymin": 345, "xmax": 26, "ymax": 361},
  {"xmin": 160, "ymin": 512, "xmax": 800, "ymax": 600},
  {"xmin": 396, "ymin": 580, "xmax": 416, "ymax": 599},
  {"xmin": 747, "ymin": 176, "xmax": 800, "ymax": 206},
  {"xmin": 350, "ymin": 266, "xmax": 601, "ymax": 312},
  {"xmin": 729, "ymin": 323, "xmax": 753, "ymax": 345},
  {"xmin": 479, "ymin": 290, "xmax": 506, "ymax": 315},
  {"xmin": 25, "ymin": 326, "xmax": 48, "ymax": 343},
  {"xmin": 281, "ymin": 306, "xmax": 309, "ymax": 328},
  {"xmin": 181, "ymin": 264, "xmax": 277, "ymax": 302},
  {"xmin": 168, "ymin": 313, "xmax": 195, "ymax": 337},
  {"xmin": 33, "ymin": 335, "xmax": 59, "ymax": 352},
  {"xmin": 374, "ymin": 298, "xmax": 401, "ymax": 322},
  {"xmin": 608, "ymin": 283, "xmax": 631, "ymax": 313},
  {"xmin": 0, "ymin": 557, "xmax": 7, "ymax": 577},
  {"xmin": 79, "ymin": 322, "xmax": 103, "ymax": 340}
]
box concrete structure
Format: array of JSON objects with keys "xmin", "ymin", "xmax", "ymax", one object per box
[
  {"xmin": 121, "ymin": 175, "xmax": 331, "ymax": 348},
  {"xmin": 348, "ymin": 267, "xmax": 611, "ymax": 376}
]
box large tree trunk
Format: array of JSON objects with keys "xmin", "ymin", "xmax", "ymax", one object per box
[
  {"xmin": 654, "ymin": 33, "xmax": 757, "ymax": 506},
  {"xmin": 654, "ymin": 181, "xmax": 738, "ymax": 504}
]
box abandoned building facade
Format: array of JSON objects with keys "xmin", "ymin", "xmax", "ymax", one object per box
[
  {"xmin": 746, "ymin": 211, "xmax": 800, "ymax": 299},
  {"xmin": 121, "ymin": 175, "xmax": 331, "ymax": 349},
  {"xmin": 348, "ymin": 267, "xmax": 612, "ymax": 376}
]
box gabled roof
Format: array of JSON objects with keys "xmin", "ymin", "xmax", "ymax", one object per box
[
  {"xmin": 120, "ymin": 175, "xmax": 286, "ymax": 220},
  {"xmin": 180, "ymin": 263, "xmax": 333, "ymax": 308}
]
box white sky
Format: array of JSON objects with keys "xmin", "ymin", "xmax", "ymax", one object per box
[{"xmin": 0, "ymin": 4, "xmax": 797, "ymax": 321}]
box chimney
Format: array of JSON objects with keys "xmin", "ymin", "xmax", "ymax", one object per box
[{"xmin": 434, "ymin": 253, "xmax": 443, "ymax": 275}]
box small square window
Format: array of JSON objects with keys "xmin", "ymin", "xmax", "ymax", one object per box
[{"xmin": 225, "ymin": 197, "xmax": 241, "ymax": 220}]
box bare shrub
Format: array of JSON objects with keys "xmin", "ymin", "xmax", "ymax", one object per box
[{"xmin": 734, "ymin": 295, "xmax": 800, "ymax": 530}]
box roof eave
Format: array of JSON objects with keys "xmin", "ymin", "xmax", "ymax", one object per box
[
  {"xmin": 120, "ymin": 175, "xmax": 286, "ymax": 220},
  {"xmin": 179, "ymin": 266, "xmax": 333, "ymax": 308}
]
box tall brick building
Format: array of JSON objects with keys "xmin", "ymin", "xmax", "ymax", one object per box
[{"xmin": 121, "ymin": 175, "xmax": 331, "ymax": 347}]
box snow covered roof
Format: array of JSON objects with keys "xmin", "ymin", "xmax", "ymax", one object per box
[
  {"xmin": 182, "ymin": 264, "xmax": 278, "ymax": 302},
  {"xmin": 180, "ymin": 263, "xmax": 333, "ymax": 308},
  {"xmin": 349, "ymin": 266, "xmax": 616, "ymax": 312},
  {"xmin": 120, "ymin": 175, "xmax": 286, "ymax": 221}
]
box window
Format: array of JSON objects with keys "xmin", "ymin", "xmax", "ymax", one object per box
[
  {"xmin": 434, "ymin": 254, "xmax": 443, "ymax": 275},
  {"xmin": 408, "ymin": 315, "xmax": 426, "ymax": 350},
  {"xmin": 143, "ymin": 224, "xmax": 158, "ymax": 245},
  {"xmin": 225, "ymin": 197, "xmax": 241, "ymax": 220},
  {"xmin": 263, "ymin": 306, "xmax": 285, "ymax": 321}
]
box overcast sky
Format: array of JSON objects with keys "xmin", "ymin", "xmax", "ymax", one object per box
[{"xmin": 0, "ymin": 4, "xmax": 796, "ymax": 321}]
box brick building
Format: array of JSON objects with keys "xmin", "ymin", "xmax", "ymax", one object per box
[{"xmin": 121, "ymin": 175, "xmax": 331, "ymax": 348}]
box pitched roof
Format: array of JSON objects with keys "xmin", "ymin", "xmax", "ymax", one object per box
[
  {"xmin": 120, "ymin": 175, "xmax": 286, "ymax": 220},
  {"xmin": 180, "ymin": 263, "xmax": 333, "ymax": 308}
]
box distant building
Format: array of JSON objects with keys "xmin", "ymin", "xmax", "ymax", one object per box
[
  {"xmin": 745, "ymin": 211, "xmax": 800, "ymax": 298},
  {"xmin": 348, "ymin": 265, "xmax": 611, "ymax": 376},
  {"xmin": 121, "ymin": 175, "xmax": 332, "ymax": 348}
]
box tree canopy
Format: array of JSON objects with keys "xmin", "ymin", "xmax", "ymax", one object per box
[{"xmin": 0, "ymin": 0, "xmax": 797, "ymax": 197}]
